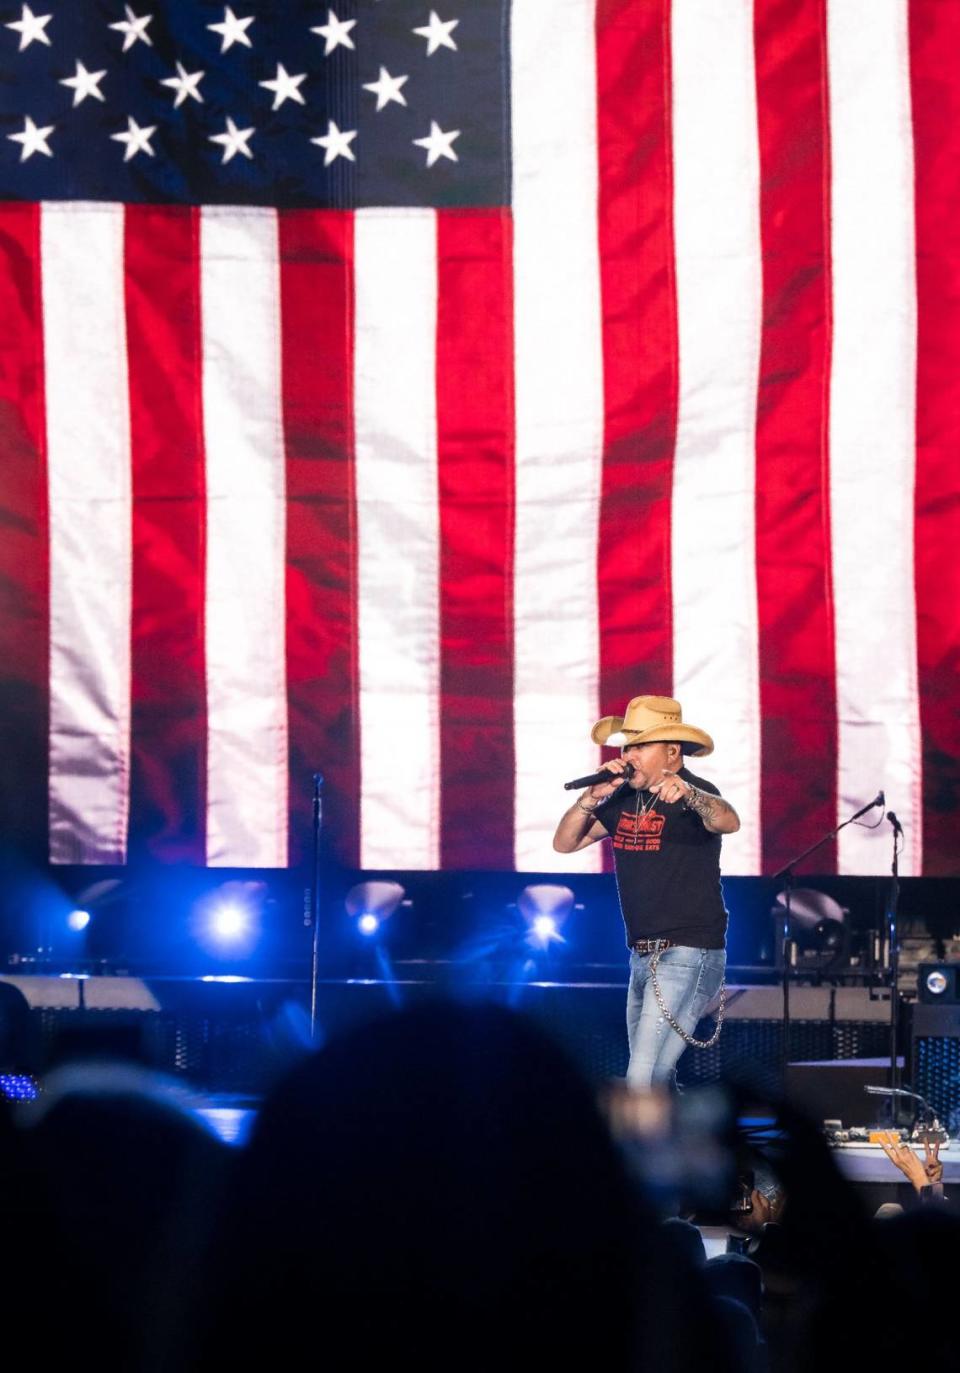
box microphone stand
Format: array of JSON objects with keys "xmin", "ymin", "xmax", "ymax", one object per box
[
  {"xmin": 309, "ymin": 772, "xmax": 324, "ymax": 1042},
  {"xmin": 886, "ymin": 815, "xmax": 903, "ymax": 1114},
  {"xmin": 771, "ymin": 795, "xmax": 883, "ymax": 1087},
  {"xmin": 864, "ymin": 1085, "xmax": 945, "ymax": 1139}
]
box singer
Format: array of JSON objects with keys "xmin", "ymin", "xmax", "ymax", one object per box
[{"xmin": 553, "ymin": 695, "xmax": 740, "ymax": 1090}]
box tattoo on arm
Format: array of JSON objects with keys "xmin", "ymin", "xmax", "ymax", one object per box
[{"xmin": 684, "ymin": 787, "xmax": 737, "ymax": 832}]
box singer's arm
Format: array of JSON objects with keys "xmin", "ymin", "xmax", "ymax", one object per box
[
  {"xmin": 681, "ymin": 787, "xmax": 740, "ymax": 836},
  {"xmin": 552, "ymin": 799, "xmax": 608, "ymax": 853},
  {"xmin": 553, "ymin": 760, "xmax": 627, "ymax": 853},
  {"xmin": 649, "ymin": 769, "xmax": 740, "ymax": 834}
]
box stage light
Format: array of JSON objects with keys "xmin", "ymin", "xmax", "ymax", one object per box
[
  {"xmin": 772, "ymin": 887, "xmax": 850, "ymax": 970},
  {"xmin": 191, "ymin": 880, "xmax": 267, "ymax": 960},
  {"xmin": 517, "ymin": 884, "xmax": 576, "ymax": 950},
  {"xmin": 925, "ymin": 969, "xmax": 949, "ymax": 997},
  {"xmin": 210, "ymin": 903, "xmax": 248, "ymax": 941},
  {"xmin": 918, "ymin": 963, "xmax": 960, "ymax": 1005},
  {"xmin": 0, "ymin": 1074, "xmax": 39, "ymax": 1102},
  {"xmin": 532, "ymin": 914, "xmax": 558, "ymax": 942},
  {"xmin": 56, "ymin": 907, "xmax": 92, "ymax": 972},
  {"xmin": 345, "ymin": 882, "xmax": 406, "ymax": 939}
]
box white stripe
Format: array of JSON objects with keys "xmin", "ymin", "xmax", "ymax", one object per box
[
  {"xmin": 670, "ymin": 0, "xmax": 763, "ymax": 875},
  {"xmin": 828, "ymin": 0, "xmax": 921, "ymax": 875},
  {"xmin": 354, "ymin": 209, "xmax": 440, "ymax": 869},
  {"xmin": 43, "ymin": 203, "xmax": 131, "ymax": 865},
  {"xmin": 511, "ymin": 0, "xmax": 605, "ymax": 873},
  {"xmin": 201, "ymin": 208, "xmax": 288, "ymax": 867}
]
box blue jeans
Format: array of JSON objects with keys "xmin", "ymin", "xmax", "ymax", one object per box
[{"xmin": 626, "ymin": 945, "xmax": 726, "ymax": 1089}]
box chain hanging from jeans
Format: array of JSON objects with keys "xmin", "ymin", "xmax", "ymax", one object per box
[{"xmin": 648, "ymin": 941, "xmax": 726, "ymax": 1050}]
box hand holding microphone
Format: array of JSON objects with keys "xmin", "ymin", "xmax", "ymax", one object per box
[{"xmin": 566, "ymin": 759, "xmax": 634, "ymax": 801}]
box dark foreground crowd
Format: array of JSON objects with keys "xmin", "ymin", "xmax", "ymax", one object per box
[{"xmin": 1, "ymin": 999, "xmax": 956, "ymax": 1372}]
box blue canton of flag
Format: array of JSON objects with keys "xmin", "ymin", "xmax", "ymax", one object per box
[{"xmin": 0, "ymin": 0, "xmax": 510, "ymax": 207}]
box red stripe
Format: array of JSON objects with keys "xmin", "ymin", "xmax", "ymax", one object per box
[
  {"xmin": 753, "ymin": 0, "xmax": 838, "ymax": 875},
  {"xmin": 280, "ymin": 210, "xmax": 360, "ymax": 867},
  {"xmin": 436, "ymin": 209, "xmax": 515, "ymax": 869},
  {"xmin": 910, "ymin": 3, "xmax": 960, "ymax": 875},
  {"xmin": 0, "ymin": 205, "xmax": 48, "ymax": 861},
  {"xmin": 595, "ymin": 0, "xmax": 677, "ymax": 872},
  {"xmin": 125, "ymin": 206, "xmax": 207, "ymax": 862}
]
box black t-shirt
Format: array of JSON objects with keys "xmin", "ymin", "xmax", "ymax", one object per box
[{"xmin": 595, "ymin": 767, "xmax": 728, "ymax": 949}]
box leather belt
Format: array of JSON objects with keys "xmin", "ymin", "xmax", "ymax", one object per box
[{"xmin": 631, "ymin": 938, "xmax": 673, "ymax": 955}]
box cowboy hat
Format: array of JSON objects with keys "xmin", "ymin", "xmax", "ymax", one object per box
[{"xmin": 590, "ymin": 695, "xmax": 713, "ymax": 756}]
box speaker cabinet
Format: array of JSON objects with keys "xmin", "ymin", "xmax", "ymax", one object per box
[{"xmin": 910, "ymin": 1001, "xmax": 960, "ymax": 1130}]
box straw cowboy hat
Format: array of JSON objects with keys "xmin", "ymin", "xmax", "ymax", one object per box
[{"xmin": 590, "ymin": 695, "xmax": 714, "ymax": 757}]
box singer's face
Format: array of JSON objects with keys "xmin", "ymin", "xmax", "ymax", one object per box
[{"xmin": 620, "ymin": 741, "xmax": 682, "ymax": 789}]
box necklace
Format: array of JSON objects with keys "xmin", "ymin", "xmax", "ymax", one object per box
[{"xmin": 634, "ymin": 788, "xmax": 657, "ymax": 823}]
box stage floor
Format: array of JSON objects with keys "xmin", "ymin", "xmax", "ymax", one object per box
[
  {"xmin": 3, "ymin": 972, "xmax": 949, "ymax": 1127},
  {"xmin": 829, "ymin": 1139, "xmax": 960, "ymax": 1183}
]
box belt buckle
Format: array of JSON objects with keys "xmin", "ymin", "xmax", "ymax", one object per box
[{"xmin": 635, "ymin": 938, "xmax": 670, "ymax": 954}]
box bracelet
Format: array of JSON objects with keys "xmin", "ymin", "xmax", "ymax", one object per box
[{"xmin": 576, "ymin": 795, "xmax": 599, "ymax": 815}]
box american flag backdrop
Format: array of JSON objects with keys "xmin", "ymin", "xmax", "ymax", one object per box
[{"xmin": 0, "ymin": 0, "xmax": 957, "ymax": 877}]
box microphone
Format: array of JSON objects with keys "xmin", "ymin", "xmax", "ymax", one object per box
[
  {"xmin": 865, "ymin": 1086, "xmax": 944, "ymax": 1130},
  {"xmin": 865, "ymin": 1085, "xmax": 922, "ymax": 1100},
  {"xmin": 849, "ymin": 791, "xmax": 884, "ymax": 821},
  {"xmin": 887, "ymin": 811, "xmax": 903, "ymax": 836},
  {"xmin": 563, "ymin": 762, "xmax": 634, "ymax": 792}
]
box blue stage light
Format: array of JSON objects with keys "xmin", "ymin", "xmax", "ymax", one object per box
[
  {"xmin": 210, "ymin": 903, "xmax": 248, "ymax": 941},
  {"xmin": 517, "ymin": 885, "xmax": 576, "ymax": 950},
  {"xmin": 191, "ymin": 881, "xmax": 266, "ymax": 961},
  {"xmin": 532, "ymin": 914, "xmax": 558, "ymax": 942},
  {"xmin": 67, "ymin": 909, "xmax": 91, "ymax": 932},
  {"xmin": 0, "ymin": 1074, "xmax": 39, "ymax": 1102},
  {"xmin": 345, "ymin": 881, "xmax": 407, "ymax": 941}
]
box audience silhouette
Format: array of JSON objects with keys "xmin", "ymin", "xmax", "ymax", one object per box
[{"xmin": 2, "ymin": 998, "xmax": 953, "ymax": 1372}]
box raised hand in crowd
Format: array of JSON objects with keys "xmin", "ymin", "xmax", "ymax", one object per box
[
  {"xmin": 920, "ymin": 1134, "xmax": 944, "ymax": 1184},
  {"xmin": 877, "ymin": 1131, "xmax": 944, "ymax": 1196}
]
